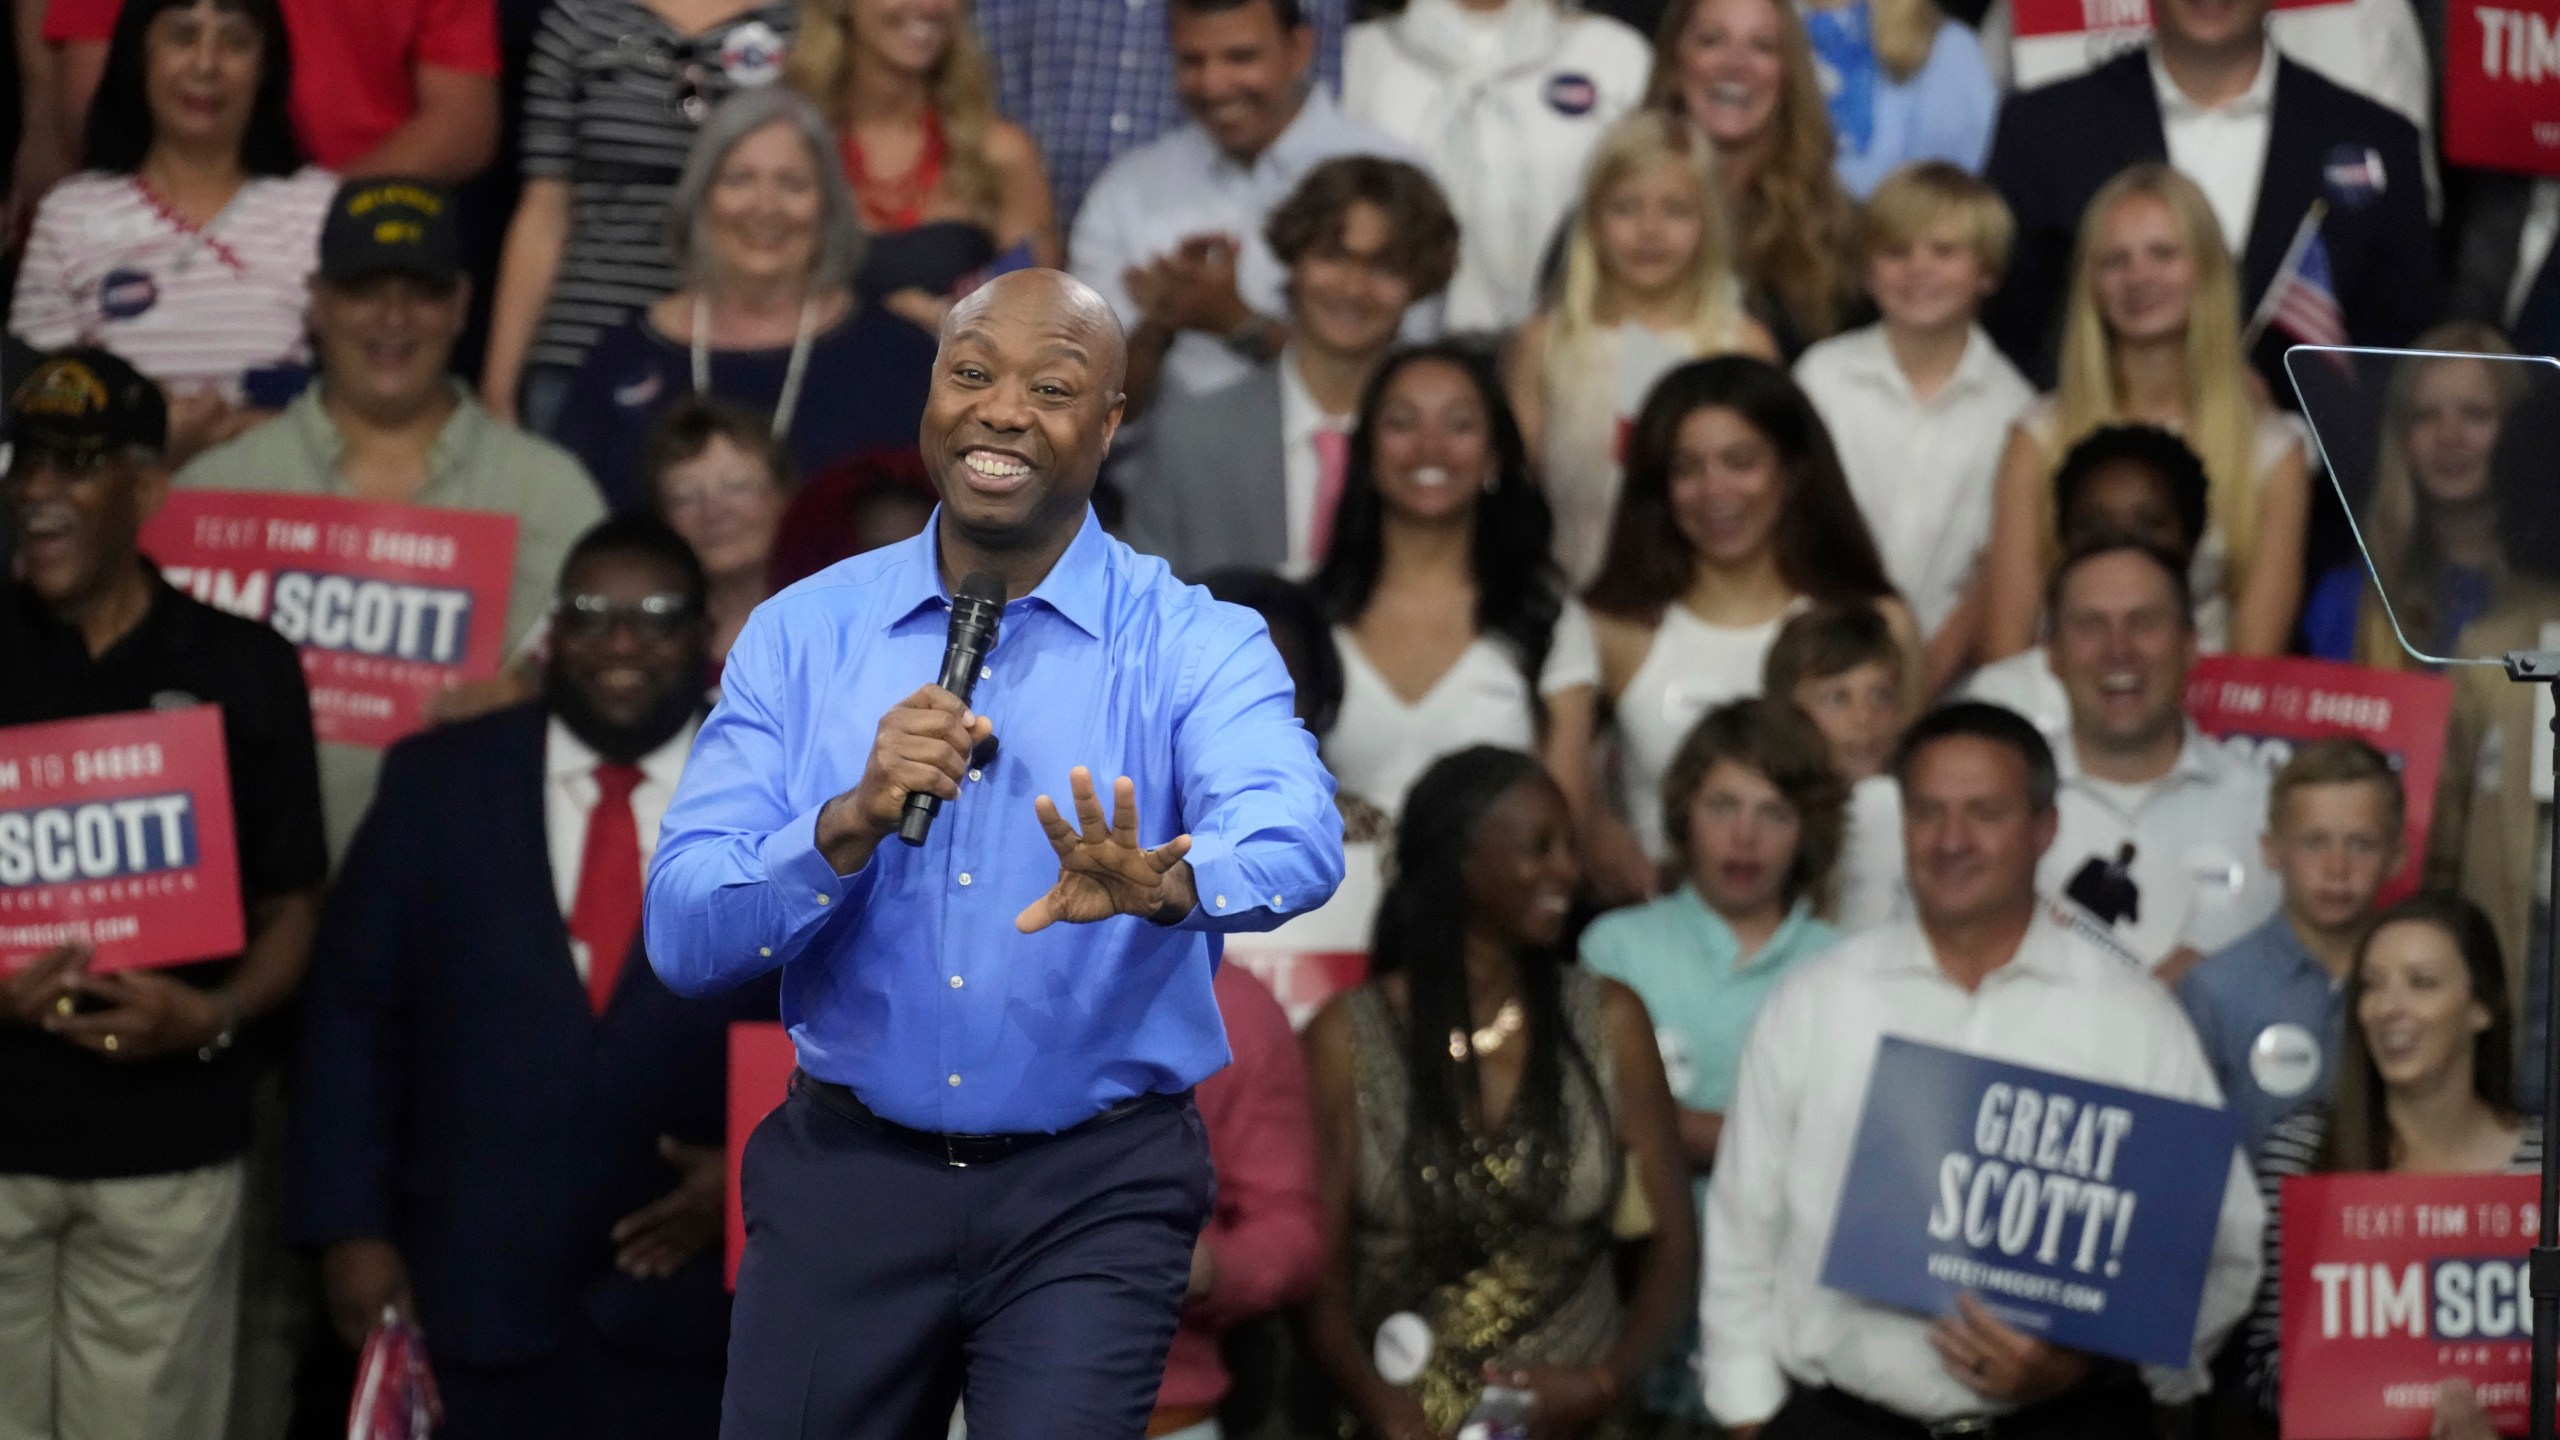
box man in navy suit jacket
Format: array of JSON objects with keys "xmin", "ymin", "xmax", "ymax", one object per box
[
  {"xmin": 290, "ymin": 516, "xmax": 774, "ymax": 1440},
  {"xmin": 1982, "ymin": 0, "xmax": 2439, "ymax": 393}
]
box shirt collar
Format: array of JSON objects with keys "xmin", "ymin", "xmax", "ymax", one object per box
[
  {"xmin": 1670, "ymin": 886, "xmax": 1823, "ymax": 974},
  {"xmin": 1277, "ymin": 349, "xmax": 1343, "ymax": 443},
  {"xmin": 294, "ymin": 380, "xmax": 487, "ymax": 490},
  {"xmin": 545, "ymin": 712, "xmax": 699, "ymax": 788},
  {"xmin": 1839, "ymin": 325, "xmax": 2004, "ymax": 404},
  {"xmin": 2057, "ymin": 720, "xmax": 2225, "ymax": 789},
  {"xmin": 879, "ymin": 507, "xmax": 1113, "ymax": 642},
  {"xmin": 2241, "ymin": 910, "xmax": 2337, "ymax": 987},
  {"xmin": 1874, "ymin": 909, "xmax": 2082, "ymax": 985},
  {"xmin": 1226, "ymin": 87, "xmax": 1338, "ymax": 179},
  {"xmin": 2148, "ymin": 38, "xmax": 2276, "ymax": 120}
]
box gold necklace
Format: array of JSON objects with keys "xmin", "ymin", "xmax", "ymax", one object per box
[{"xmin": 1448, "ymin": 998, "xmax": 1523, "ymax": 1061}]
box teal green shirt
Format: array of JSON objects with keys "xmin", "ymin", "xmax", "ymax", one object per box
[{"xmin": 1579, "ymin": 887, "xmax": 1838, "ymax": 1116}]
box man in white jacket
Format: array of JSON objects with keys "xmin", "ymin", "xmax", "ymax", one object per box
[
  {"xmin": 1346, "ymin": 0, "xmax": 1653, "ymax": 333},
  {"xmin": 1703, "ymin": 702, "xmax": 2263, "ymax": 1440}
]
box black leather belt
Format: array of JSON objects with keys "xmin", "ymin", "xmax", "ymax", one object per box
[
  {"xmin": 1793, "ymin": 1366, "xmax": 2147, "ymax": 1440},
  {"xmin": 793, "ymin": 1070, "xmax": 1183, "ymax": 1168}
]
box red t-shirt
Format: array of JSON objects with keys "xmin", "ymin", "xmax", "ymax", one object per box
[{"xmin": 44, "ymin": 0, "xmax": 498, "ymax": 169}]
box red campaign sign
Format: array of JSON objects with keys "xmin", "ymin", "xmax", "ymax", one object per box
[
  {"xmin": 2010, "ymin": 0, "xmax": 2337, "ymax": 37},
  {"xmin": 2280, "ymin": 1172, "xmax": 2543, "ymax": 1438},
  {"xmin": 2445, "ymin": 0, "xmax": 2560, "ymax": 176},
  {"xmin": 141, "ymin": 492, "xmax": 519, "ymax": 749},
  {"xmin": 726, "ymin": 1022, "xmax": 796, "ymax": 1290},
  {"xmin": 0, "ymin": 706, "xmax": 243, "ymax": 973},
  {"xmin": 2182, "ymin": 656, "xmax": 2449, "ymax": 906}
]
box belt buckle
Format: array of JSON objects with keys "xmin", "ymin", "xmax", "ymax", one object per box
[
  {"xmin": 1928, "ymin": 1418, "xmax": 1995, "ymax": 1438},
  {"xmin": 943, "ymin": 1135, "xmax": 968, "ymax": 1169}
]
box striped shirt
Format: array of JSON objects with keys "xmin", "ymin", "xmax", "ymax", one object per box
[
  {"xmin": 2241, "ymin": 1108, "xmax": 2545, "ymax": 1413},
  {"xmin": 520, "ymin": 0, "xmax": 796, "ymax": 373},
  {"xmin": 976, "ymin": 0, "xmax": 1347, "ymax": 229},
  {"xmin": 9, "ymin": 168, "xmax": 337, "ymax": 401}
]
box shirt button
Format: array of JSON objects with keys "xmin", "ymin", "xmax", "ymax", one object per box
[
  {"xmin": 948, "ymin": 1073, "xmax": 962, "ymax": 1087},
  {"xmin": 759, "ymin": 946, "xmax": 772, "ymax": 957},
  {"xmin": 1109, "ymin": 112, "xmax": 1132, "ymax": 134},
  {"xmin": 980, "ymin": 665, "xmax": 992, "ymax": 680},
  {"xmin": 967, "ymin": 768, "xmax": 982, "ymax": 782},
  {"xmin": 958, "ymin": 872, "xmax": 973, "ymax": 887},
  {"xmin": 950, "ymin": 975, "xmax": 964, "ymax": 989},
  {"xmin": 1214, "ymin": 894, "xmax": 1227, "ymax": 910},
  {"xmin": 1270, "ymin": 894, "xmax": 1283, "ymax": 908},
  {"xmin": 815, "ymin": 893, "xmax": 830, "ymax": 906}
]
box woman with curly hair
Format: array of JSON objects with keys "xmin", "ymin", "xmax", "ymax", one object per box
[{"xmin": 1646, "ymin": 0, "xmax": 1860, "ymax": 355}]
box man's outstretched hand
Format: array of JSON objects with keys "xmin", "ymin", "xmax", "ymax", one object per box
[{"xmin": 1016, "ymin": 768, "xmax": 1197, "ymax": 932}]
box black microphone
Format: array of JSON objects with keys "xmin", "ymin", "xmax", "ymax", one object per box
[{"xmin": 898, "ymin": 569, "xmax": 1005, "ymax": 847}]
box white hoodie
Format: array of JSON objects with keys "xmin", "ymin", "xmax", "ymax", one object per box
[{"xmin": 1346, "ymin": 0, "xmax": 1654, "ymax": 332}]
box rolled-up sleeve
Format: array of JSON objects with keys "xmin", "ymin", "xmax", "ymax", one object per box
[
  {"xmin": 645, "ymin": 610, "xmax": 868, "ymax": 997},
  {"xmin": 1168, "ymin": 616, "xmax": 1344, "ymax": 933}
]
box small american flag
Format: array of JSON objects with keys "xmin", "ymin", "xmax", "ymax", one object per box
[
  {"xmin": 347, "ymin": 1311, "xmax": 441, "ymax": 1440},
  {"xmin": 2246, "ymin": 201, "xmax": 2346, "ymax": 354}
]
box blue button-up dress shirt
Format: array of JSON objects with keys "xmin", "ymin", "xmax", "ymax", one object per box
[
  {"xmin": 644, "ymin": 510, "xmax": 1345, "ymax": 1133},
  {"xmin": 2177, "ymin": 911, "xmax": 2345, "ymax": 1157}
]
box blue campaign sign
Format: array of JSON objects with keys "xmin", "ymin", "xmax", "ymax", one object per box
[{"xmin": 1817, "ymin": 1037, "xmax": 2240, "ymax": 1367}]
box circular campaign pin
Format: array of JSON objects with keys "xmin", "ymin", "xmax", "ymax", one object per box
[
  {"xmin": 1545, "ymin": 72, "xmax": 1599, "ymax": 117},
  {"xmin": 1375, "ymin": 1312, "xmax": 1434, "ymax": 1386},
  {"xmin": 2250, "ymin": 1022, "xmax": 2321, "ymax": 1099},
  {"xmin": 721, "ymin": 20, "xmax": 784, "ymax": 87}
]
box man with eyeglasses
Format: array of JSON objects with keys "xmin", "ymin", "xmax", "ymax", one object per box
[
  {"xmin": 291, "ymin": 514, "xmax": 772, "ymax": 1440},
  {"xmin": 0, "ymin": 347, "xmax": 327, "ymax": 1440},
  {"xmin": 178, "ymin": 177, "xmax": 605, "ymax": 862}
]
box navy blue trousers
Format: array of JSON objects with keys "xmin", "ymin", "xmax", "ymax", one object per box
[
  {"xmin": 437, "ymin": 1321, "xmax": 725, "ymax": 1440},
  {"xmin": 720, "ymin": 1086, "xmax": 1213, "ymax": 1440}
]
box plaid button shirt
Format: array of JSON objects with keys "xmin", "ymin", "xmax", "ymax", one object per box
[{"xmin": 976, "ymin": 0, "xmax": 1346, "ymax": 226}]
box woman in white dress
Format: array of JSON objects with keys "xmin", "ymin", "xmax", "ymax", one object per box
[
  {"xmin": 1583, "ymin": 355, "xmax": 1915, "ymax": 892},
  {"xmin": 1978, "ymin": 162, "xmax": 2311, "ymax": 660},
  {"xmin": 1312, "ymin": 344, "xmax": 1601, "ymax": 843}
]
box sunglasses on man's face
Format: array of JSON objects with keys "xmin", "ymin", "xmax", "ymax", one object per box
[{"xmin": 552, "ymin": 592, "xmax": 697, "ymax": 642}]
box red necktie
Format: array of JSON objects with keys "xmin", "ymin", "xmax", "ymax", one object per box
[
  {"xmin": 570, "ymin": 762, "xmax": 644, "ymax": 1015},
  {"xmin": 1308, "ymin": 426, "xmax": 1351, "ymax": 565}
]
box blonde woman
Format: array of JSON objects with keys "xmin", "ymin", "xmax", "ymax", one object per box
[
  {"xmin": 1979, "ymin": 163, "xmax": 2311, "ymax": 659},
  {"xmin": 1646, "ymin": 0, "xmax": 1859, "ymax": 356},
  {"xmin": 1798, "ymin": 0, "xmax": 1997, "ymax": 198},
  {"xmin": 790, "ymin": 0, "xmax": 1056, "ymax": 330},
  {"xmin": 1506, "ymin": 111, "xmax": 1777, "ymax": 586},
  {"xmin": 2303, "ymin": 324, "xmax": 2528, "ymax": 669}
]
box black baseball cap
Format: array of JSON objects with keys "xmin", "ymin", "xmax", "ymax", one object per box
[
  {"xmin": 318, "ymin": 178, "xmax": 462, "ymax": 286},
  {"xmin": 8, "ymin": 348, "xmax": 168, "ymax": 462}
]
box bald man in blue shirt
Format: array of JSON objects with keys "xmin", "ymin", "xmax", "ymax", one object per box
[{"xmin": 644, "ymin": 269, "xmax": 1344, "ymax": 1439}]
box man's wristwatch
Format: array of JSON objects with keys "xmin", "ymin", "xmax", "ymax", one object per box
[
  {"xmin": 1224, "ymin": 313, "xmax": 1281, "ymax": 364},
  {"xmin": 198, "ymin": 991, "xmax": 242, "ymax": 1064}
]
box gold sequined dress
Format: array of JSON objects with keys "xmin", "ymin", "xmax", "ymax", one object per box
[{"xmin": 1340, "ymin": 966, "xmax": 1625, "ymax": 1437}]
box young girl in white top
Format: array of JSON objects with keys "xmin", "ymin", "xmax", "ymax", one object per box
[
  {"xmin": 1979, "ymin": 163, "xmax": 2311, "ymax": 660},
  {"xmin": 1507, "ymin": 110, "xmax": 1776, "ymax": 588},
  {"xmin": 1584, "ymin": 355, "xmax": 1916, "ymax": 891},
  {"xmin": 1313, "ymin": 344, "xmax": 1600, "ymax": 832}
]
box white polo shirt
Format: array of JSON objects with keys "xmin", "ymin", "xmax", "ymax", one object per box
[
  {"xmin": 1794, "ymin": 323, "xmax": 2034, "ymax": 638},
  {"xmin": 2038, "ymin": 724, "xmax": 2280, "ymax": 970},
  {"xmin": 1703, "ymin": 913, "xmax": 2264, "ymax": 1426}
]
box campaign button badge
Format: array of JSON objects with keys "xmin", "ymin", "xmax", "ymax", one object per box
[
  {"xmin": 2324, "ymin": 144, "xmax": 2387, "ymax": 208},
  {"xmin": 1546, "ymin": 72, "xmax": 1599, "ymax": 116},
  {"xmin": 1374, "ymin": 1312, "xmax": 1433, "ymax": 1385},
  {"xmin": 2250, "ymin": 1021, "xmax": 2322, "ymax": 1099},
  {"xmin": 721, "ymin": 20, "xmax": 785, "ymax": 87},
  {"xmin": 614, "ymin": 371, "xmax": 664, "ymax": 409},
  {"xmin": 99, "ymin": 268, "xmax": 160, "ymax": 321}
]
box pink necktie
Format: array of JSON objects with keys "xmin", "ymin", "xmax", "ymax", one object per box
[{"xmin": 1308, "ymin": 427, "xmax": 1351, "ymax": 564}]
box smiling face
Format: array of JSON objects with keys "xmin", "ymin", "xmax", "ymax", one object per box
[
  {"xmin": 2091, "ymin": 193, "xmax": 2200, "ymax": 347},
  {"xmin": 1790, "ymin": 659, "xmax": 1901, "ymax": 782},
  {"xmin": 704, "ymin": 121, "xmax": 825, "ymax": 293},
  {"xmin": 848, "ymin": 0, "xmax": 956, "ymax": 75},
  {"xmin": 310, "ymin": 273, "xmax": 469, "ymax": 417},
  {"xmin": 2049, "ymin": 549, "xmax": 2194, "ymax": 760},
  {"xmin": 6, "ymin": 451, "xmax": 163, "ymax": 618},
  {"xmin": 1868, "ymin": 218, "xmax": 1994, "ymax": 334},
  {"xmin": 1685, "ymin": 758, "xmax": 1803, "ymax": 925},
  {"xmin": 656, "ymin": 435, "xmax": 787, "ymax": 585},
  {"xmin": 1667, "ymin": 404, "xmax": 1785, "ymax": 571},
  {"xmin": 1369, "ymin": 356, "xmax": 1492, "ymax": 526},
  {"xmin": 144, "ymin": 0, "xmax": 263, "ymax": 156},
  {"xmin": 1902, "ymin": 735, "xmax": 2056, "ymax": 933},
  {"xmin": 1674, "ymin": 0, "xmax": 1785, "ymax": 150},
  {"xmin": 1595, "ymin": 157, "xmax": 1710, "ymax": 299},
  {"xmin": 921, "ymin": 271, "xmax": 1126, "ymax": 550},
  {"xmin": 1463, "ymin": 775, "xmax": 1581, "ymax": 951},
  {"xmin": 2357, "ymin": 918, "xmax": 2491, "ymax": 1097},
  {"xmin": 1170, "ymin": 0, "xmax": 1314, "ymax": 163},
  {"xmin": 547, "ymin": 547, "xmax": 708, "ymax": 749},
  {"xmin": 2402, "ymin": 358, "xmax": 2504, "ymax": 510},
  {"xmin": 1290, "ymin": 201, "xmax": 1419, "ymax": 362}
]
